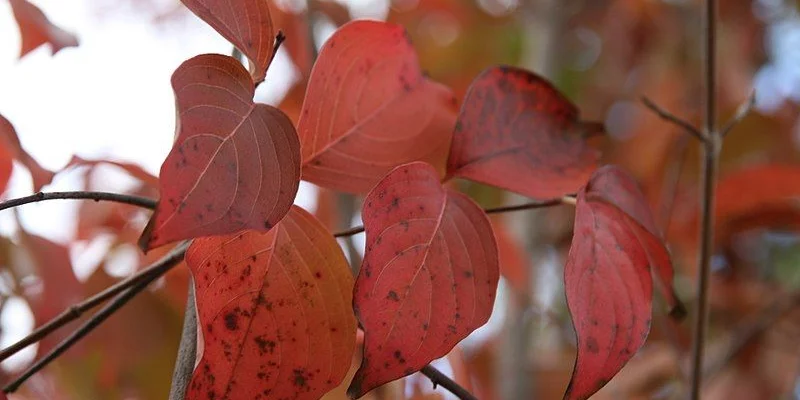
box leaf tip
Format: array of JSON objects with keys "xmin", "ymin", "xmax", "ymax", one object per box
[{"xmin": 667, "ymin": 292, "xmax": 688, "ymax": 321}]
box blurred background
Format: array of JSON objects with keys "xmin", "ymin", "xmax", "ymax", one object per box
[{"xmin": 2, "ymin": 0, "xmax": 800, "ymax": 398}]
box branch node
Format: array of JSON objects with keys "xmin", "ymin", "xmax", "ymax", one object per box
[{"xmin": 720, "ymin": 90, "xmax": 756, "ymax": 137}]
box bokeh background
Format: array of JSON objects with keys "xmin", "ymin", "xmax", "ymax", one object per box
[{"xmin": 2, "ymin": 0, "xmax": 800, "ymax": 398}]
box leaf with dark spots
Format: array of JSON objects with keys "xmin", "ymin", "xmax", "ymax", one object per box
[
  {"xmin": 563, "ymin": 171, "xmax": 655, "ymax": 400},
  {"xmin": 181, "ymin": 0, "xmax": 276, "ymax": 82},
  {"xmin": 447, "ymin": 66, "xmax": 603, "ymax": 199},
  {"xmin": 139, "ymin": 54, "xmax": 300, "ymax": 251},
  {"xmin": 9, "ymin": 0, "xmax": 78, "ymax": 58},
  {"xmin": 349, "ymin": 162, "xmax": 499, "ymax": 398},
  {"xmin": 0, "ymin": 114, "xmax": 55, "ymax": 191},
  {"xmin": 584, "ymin": 165, "xmax": 684, "ymax": 317},
  {"xmin": 297, "ymin": 20, "xmax": 458, "ymax": 194},
  {"xmin": 186, "ymin": 206, "xmax": 356, "ymax": 400}
]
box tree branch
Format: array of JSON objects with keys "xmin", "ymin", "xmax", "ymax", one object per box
[
  {"xmin": 2, "ymin": 242, "xmax": 189, "ymax": 393},
  {"xmin": 0, "ymin": 242, "xmax": 188, "ymax": 364},
  {"xmin": 641, "ymin": 96, "xmax": 706, "ymax": 143},
  {"xmin": 0, "ymin": 191, "xmax": 156, "ymax": 212},
  {"xmin": 333, "ymin": 196, "xmax": 575, "ymax": 238},
  {"xmin": 420, "ymin": 365, "xmax": 479, "ymax": 400},
  {"xmin": 169, "ymin": 282, "xmax": 197, "ymax": 400},
  {"xmin": 690, "ymin": 0, "xmax": 719, "ymax": 397},
  {"xmin": 720, "ymin": 91, "xmax": 756, "ymax": 137}
]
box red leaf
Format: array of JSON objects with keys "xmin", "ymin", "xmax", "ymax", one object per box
[
  {"xmin": 0, "ymin": 144, "xmax": 13, "ymax": 195},
  {"xmin": 447, "ymin": 66, "xmax": 603, "ymax": 199},
  {"xmin": 139, "ymin": 54, "xmax": 301, "ymax": 250},
  {"xmin": 349, "ymin": 162, "xmax": 499, "ymax": 397},
  {"xmin": 181, "ymin": 0, "xmax": 275, "ymax": 82},
  {"xmin": 298, "ymin": 20, "xmax": 458, "ymax": 194},
  {"xmin": 64, "ymin": 155, "xmax": 159, "ymax": 189},
  {"xmin": 16, "ymin": 230, "xmax": 84, "ymax": 359},
  {"xmin": 564, "ymin": 170, "xmax": 655, "ymax": 400},
  {"xmin": 0, "ymin": 114, "xmax": 55, "ymax": 191},
  {"xmin": 185, "ymin": 206, "xmax": 356, "ymax": 400},
  {"xmin": 584, "ymin": 166, "xmax": 684, "ymax": 317},
  {"xmin": 9, "ymin": 0, "xmax": 78, "ymax": 58}
]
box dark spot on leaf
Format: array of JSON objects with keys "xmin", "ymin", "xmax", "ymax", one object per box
[
  {"xmin": 224, "ymin": 312, "xmax": 238, "ymax": 331},
  {"xmin": 586, "ymin": 336, "xmax": 600, "ymax": 354},
  {"xmin": 387, "ymin": 290, "xmax": 399, "ymax": 301}
]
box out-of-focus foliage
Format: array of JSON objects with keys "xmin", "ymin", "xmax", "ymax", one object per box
[{"xmin": 1, "ymin": 0, "xmax": 800, "ymax": 399}]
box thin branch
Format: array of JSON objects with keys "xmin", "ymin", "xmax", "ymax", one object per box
[
  {"xmin": 720, "ymin": 91, "xmax": 756, "ymax": 137},
  {"xmin": 690, "ymin": 0, "xmax": 719, "ymax": 397},
  {"xmin": 0, "ymin": 242, "xmax": 188, "ymax": 363},
  {"xmin": 333, "ymin": 196, "xmax": 574, "ymax": 238},
  {"xmin": 420, "ymin": 365, "xmax": 479, "ymax": 400},
  {"xmin": 641, "ymin": 96, "xmax": 707, "ymax": 143},
  {"xmin": 2, "ymin": 243, "xmax": 186, "ymax": 393},
  {"xmin": 703, "ymin": 291, "xmax": 800, "ymax": 380},
  {"xmin": 0, "ymin": 191, "xmax": 156, "ymax": 212},
  {"xmin": 169, "ymin": 282, "xmax": 196, "ymax": 400}
]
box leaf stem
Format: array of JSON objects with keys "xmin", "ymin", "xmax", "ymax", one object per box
[
  {"xmin": 333, "ymin": 196, "xmax": 574, "ymax": 238},
  {"xmin": 641, "ymin": 96, "xmax": 707, "ymax": 142},
  {"xmin": 169, "ymin": 282, "xmax": 197, "ymax": 400},
  {"xmin": 0, "ymin": 191, "xmax": 156, "ymax": 212},
  {"xmin": 689, "ymin": 0, "xmax": 718, "ymax": 397},
  {"xmin": 1, "ymin": 240, "xmax": 187, "ymax": 393},
  {"xmin": 420, "ymin": 365, "xmax": 479, "ymax": 400},
  {"xmin": 0, "ymin": 242, "xmax": 188, "ymax": 365}
]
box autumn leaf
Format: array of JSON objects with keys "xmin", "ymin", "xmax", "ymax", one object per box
[
  {"xmin": 16, "ymin": 228, "xmax": 85, "ymax": 359},
  {"xmin": 0, "ymin": 114, "xmax": 56, "ymax": 191},
  {"xmin": 584, "ymin": 166, "xmax": 685, "ymax": 317},
  {"xmin": 447, "ymin": 66, "xmax": 603, "ymax": 199},
  {"xmin": 349, "ymin": 162, "xmax": 498, "ymax": 398},
  {"xmin": 564, "ymin": 167, "xmax": 659, "ymax": 400},
  {"xmin": 139, "ymin": 54, "xmax": 301, "ymax": 251},
  {"xmin": 297, "ymin": 20, "xmax": 458, "ymax": 194},
  {"xmin": 185, "ymin": 206, "xmax": 356, "ymax": 400},
  {"xmin": 180, "ymin": 0, "xmax": 276, "ymax": 83},
  {"xmin": 9, "ymin": 0, "xmax": 78, "ymax": 58},
  {"xmin": 64, "ymin": 155, "xmax": 159, "ymax": 189}
]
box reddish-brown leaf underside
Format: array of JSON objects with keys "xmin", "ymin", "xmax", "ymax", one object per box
[
  {"xmin": 563, "ymin": 172, "xmax": 655, "ymax": 400},
  {"xmin": 0, "ymin": 114, "xmax": 56, "ymax": 191},
  {"xmin": 585, "ymin": 165, "xmax": 685, "ymax": 318},
  {"xmin": 297, "ymin": 20, "xmax": 458, "ymax": 194},
  {"xmin": 349, "ymin": 162, "xmax": 499, "ymax": 398},
  {"xmin": 9, "ymin": 0, "xmax": 78, "ymax": 58},
  {"xmin": 447, "ymin": 66, "xmax": 603, "ymax": 199},
  {"xmin": 139, "ymin": 54, "xmax": 300, "ymax": 251},
  {"xmin": 181, "ymin": 0, "xmax": 275, "ymax": 82},
  {"xmin": 186, "ymin": 206, "xmax": 356, "ymax": 400}
]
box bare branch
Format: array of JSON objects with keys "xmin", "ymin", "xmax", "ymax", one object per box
[
  {"xmin": 2, "ymin": 241, "xmax": 187, "ymax": 393},
  {"xmin": 333, "ymin": 196, "xmax": 575, "ymax": 238},
  {"xmin": 690, "ymin": 0, "xmax": 720, "ymax": 397},
  {"xmin": 720, "ymin": 91, "xmax": 756, "ymax": 137},
  {"xmin": 0, "ymin": 242, "xmax": 188, "ymax": 364},
  {"xmin": 169, "ymin": 282, "xmax": 196, "ymax": 400},
  {"xmin": 641, "ymin": 96, "xmax": 707, "ymax": 143},
  {"xmin": 420, "ymin": 365, "xmax": 479, "ymax": 400},
  {"xmin": 0, "ymin": 191, "xmax": 156, "ymax": 212}
]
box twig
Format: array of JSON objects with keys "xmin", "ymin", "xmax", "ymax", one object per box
[
  {"xmin": 169, "ymin": 282, "xmax": 196, "ymax": 400},
  {"xmin": 333, "ymin": 197, "xmax": 574, "ymax": 238},
  {"xmin": 0, "ymin": 242, "xmax": 188, "ymax": 363},
  {"xmin": 1, "ymin": 242, "xmax": 187, "ymax": 393},
  {"xmin": 703, "ymin": 291, "xmax": 800, "ymax": 380},
  {"xmin": 641, "ymin": 96, "xmax": 707, "ymax": 143},
  {"xmin": 0, "ymin": 191, "xmax": 156, "ymax": 212},
  {"xmin": 720, "ymin": 91, "xmax": 756, "ymax": 137},
  {"xmin": 420, "ymin": 365, "xmax": 479, "ymax": 400},
  {"xmin": 690, "ymin": 0, "xmax": 719, "ymax": 398}
]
